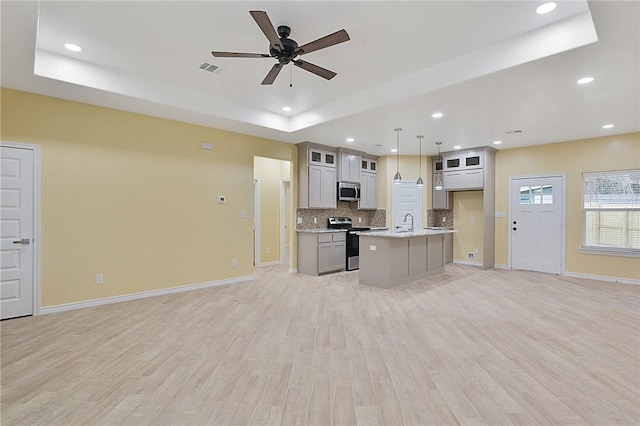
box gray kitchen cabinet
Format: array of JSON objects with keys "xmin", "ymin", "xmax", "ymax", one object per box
[
  {"xmin": 298, "ymin": 143, "xmax": 338, "ymax": 209},
  {"xmin": 443, "ymin": 168, "xmax": 484, "ymax": 191},
  {"xmin": 361, "ymin": 157, "xmax": 377, "ymax": 173},
  {"xmin": 298, "ymin": 231, "xmax": 346, "ymax": 275},
  {"xmin": 338, "ymin": 150, "xmax": 361, "ymax": 182},
  {"xmin": 359, "ymin": 172, "xmax": 378, "ymax": 210},
  {"xmin": 308, "ymin": 165, "xmax": 337, "ymax": 208}
]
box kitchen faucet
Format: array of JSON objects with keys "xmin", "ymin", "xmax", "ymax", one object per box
[{"xmin": 403, "ymin": 213, "xmax": 414, "ymax": 233}]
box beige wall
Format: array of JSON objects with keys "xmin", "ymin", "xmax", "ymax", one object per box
[
  {"xmin": 254, "ymin": 156, "xmax": 290, "ymax": 264},
  {"xmin": 452, "ymin": 191, "xmax": 484, "ymax": 262},
  {"xmin": 494, "ymin": 132, "xmax": 639, "ymax": 280},
  {"xmin": 1, "ymin": 88, "xmax": 297, "ymax": 307}
]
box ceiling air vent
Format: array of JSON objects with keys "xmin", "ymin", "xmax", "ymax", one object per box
[{"xmin": 199, "ymin": 62, "xmax": 220, "ymax": 73}]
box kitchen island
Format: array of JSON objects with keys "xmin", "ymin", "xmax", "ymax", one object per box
[{"xmin": 359, "ymin": 229, "xmax": 456, "ymax": 288}]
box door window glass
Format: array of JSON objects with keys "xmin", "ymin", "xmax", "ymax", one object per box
[{"xmin": 520, "ymin": 185, "xmax": 553, "ymax": 204}]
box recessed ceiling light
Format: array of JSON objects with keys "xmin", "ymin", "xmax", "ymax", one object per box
[
  {"xmin": 346, "ymin": 138, "xmax": 355, "ymax": 143},
  {"xmin": 64, "ymin": 43, "xmax": 82, "ymax": 52},
  {"xmin": 390, "ymin": 148, "xmax": 398, "ymax": 153},
  {"xmin": 282, "ymin": 106, "xmax": 292, "ymax": 112},
  {"xmin": 536, "ymin": 2, "xmax": 556, "ymax": 14},
  {"xmin": 602, "ymin": 124, "xmax": 614, "ymax": 129},
  {"xmin": 432, "ymin": 112, "xmax": 443, "ymax": 119},
  {"xmin": 577, "ymin": 77, "xmax": 594, "ymax": 85},
  {"xmin": 493, "ymin": 140, "xmax": 502, "ymax": 145},
  {"xmin": 453, "ymin": 145, "xmax": 461, "ymax": 150}
]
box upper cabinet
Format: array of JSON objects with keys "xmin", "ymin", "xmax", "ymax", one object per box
[
  {"xmin": 361, "ymin": 157, "xmax": 377, "ymax": 174},
  {"xmin": 337, "ymin": 149, "xmax": 361, "ymax": 182},
  {"xmin": 298, "ymin": 143, "xmax": 337, "ymax": 209},
  {"xmin": 443, "ymin": 150, "xmax": 486, "ymax": 191},
  {"xmin": 359, "ymin": 155, "xmax": 378, "ymax": 210},
  {"xmin": 309, "ymin": 148, "xmax": 337, "ymax": 168}
]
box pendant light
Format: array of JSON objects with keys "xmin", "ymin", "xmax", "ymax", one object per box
[
  {"xmin": 393, "ymin": 128, "xmax": 403, "ymax": 184},
  {"xmin": 434, "ymin": 141, "xmax": 444, "ymax": 191},
  {"xmin": 416, "ymin": 135, "xmax": 424, "ymax": 188}
]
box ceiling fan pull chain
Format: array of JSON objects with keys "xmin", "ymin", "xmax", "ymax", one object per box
[{"xmin": 290, "ymin": 64, "xmax": 293, "ymax": 88}]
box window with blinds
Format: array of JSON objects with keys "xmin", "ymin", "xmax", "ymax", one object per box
[{"xmin": 582, "ymin": 170, "xmax": 640, "ymax": 255}]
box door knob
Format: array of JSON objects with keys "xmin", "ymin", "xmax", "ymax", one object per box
[
  {"xmin": 513, "ymin": 221, "xmax": 517, "ymax": 225},
  {"xmin": 13, "ymin": 238, "xmax": 30, "ymax": 244}
]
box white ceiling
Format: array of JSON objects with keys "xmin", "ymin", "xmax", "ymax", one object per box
[{"xmin": 1, "ymin": 1, "xmax": 638, "ymax": 156}]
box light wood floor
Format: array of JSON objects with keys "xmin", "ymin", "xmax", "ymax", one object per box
[{"xmin": 1, "ymin": 264, "xmax": 639, "ymax": 425}]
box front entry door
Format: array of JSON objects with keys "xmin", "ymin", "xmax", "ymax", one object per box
[
  {"xmin": 1, "ymin": 146, "xmax": 35, "ymax": 319},
  {"xmin": 510, "ymin": 175, "xmax": 563, "ymax": 274}
]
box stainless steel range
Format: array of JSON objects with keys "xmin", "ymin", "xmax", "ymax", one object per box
[{"xmin": 327, "ymin": 217, "xmax": 370, "ymax": 271}]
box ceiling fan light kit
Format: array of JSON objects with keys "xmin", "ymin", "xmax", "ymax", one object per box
[{"xmin": 211, "ymin": 10, "xmax": 350, "ymax": 85}]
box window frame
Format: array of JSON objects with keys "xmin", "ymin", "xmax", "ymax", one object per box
[{"xmin": 580, "ymin": 169, "xmax": 640, "ymax": 258}]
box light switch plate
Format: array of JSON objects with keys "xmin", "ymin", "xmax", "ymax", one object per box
[
  {"xmin": 370, "ymin": 245, "xmax": 377, "ymax": 251},
  {"xmin": 240, "ymin": 210, "xmax": 246, "ymax": 218}
]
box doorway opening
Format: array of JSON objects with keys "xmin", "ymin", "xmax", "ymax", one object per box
[{"xmin": 253, "ymin": 157, "xmax": 291, "ymax": 267}]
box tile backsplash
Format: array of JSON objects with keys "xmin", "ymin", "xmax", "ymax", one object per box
[
  {"xmin": 427, "ymin": 209, "xmax": 454, "ymax": 227},
  {"xmin": 297, "ymin": 202, "xmax": 386, "ymax": 229}
]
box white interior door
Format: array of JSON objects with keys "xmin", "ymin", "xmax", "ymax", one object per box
[
  {"xmin": 392, "ymin": 181, "xmax": 422, "ymax": 231},
  {"xmin": 510, "ymin": 176, "xmax": 563, "ymax": 274},
  {"xmin": 1, "ymin": 146, "xmax": 35, "ymax": 319}
]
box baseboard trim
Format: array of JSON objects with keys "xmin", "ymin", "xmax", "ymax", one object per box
[
  {"xmin": 563, "ymin": 271, "xmax": 639, "ymax": 286},
  {"xmin": 494, "ymin": 264, "xmax": 510, "ymax": 270},
  {"xmin": 259, "ymin": 261, "xmax": 281, "ymax": 267},
  {"xmin": 288, "ymin": 268, "xmax": 298, "ymax": 274},
  {"xmin": 452, "ymin": 259, "xmax": 483, "ymax": 267},
  {"xmin": 39, "ymin": 275, "xmax": 255, "ymax": 315}
]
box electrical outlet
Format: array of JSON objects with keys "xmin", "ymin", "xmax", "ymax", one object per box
[
  {"xmin": 442, "ymin": 216, "xmax": 446, "ymax": 223},
  {"xmin": 231, "ymin": 259, "xmax": 237, "ymax": 267},
  {"xmin": 313, "ymin": 218, "xmax": 318, "ymax": 224},
  {"xmin": 358, "ymin": 217, "xmax": 362, "ymax": 223},
  {"xmin": 96, "ymin": 274, "xmax": 104, "ymax": 284},
  {"xmin": 240, "ymin": 210, "xmax": 246, "ymax": 218},
  {"xmin": 297, "ymin": 217, "xmax": 303, "ymax": 224},
  {"xmin": 467, "ymin": 252, "xmax": 475, "ymax": 260}
]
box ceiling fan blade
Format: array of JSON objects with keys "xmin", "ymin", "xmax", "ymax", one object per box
[
  {"xmin": 261, "ymin": 63, "xmax": 284, "ymax": 85},
  {"xmin": 295, "ymin": 29, "xmax": 350, "ymax": 56},
  {"xmin": 211, "ymin": 51, "xmax": 271, "ymax": 58},
  {"xmin": 293, "ymin": 59, "xmax": 337, "ymax": 80},
  {"xmin": 250, "ymin": 10, "xmax": 283, "ymax": 52}
]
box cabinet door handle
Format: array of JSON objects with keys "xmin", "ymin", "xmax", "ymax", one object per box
[
  {"xmin": 13, "ymin": 238, "xmax": 30, "ymax": 244},
  {"xmin": 512, "ymin": 227, "xmax": 517, "ymax": 231}
]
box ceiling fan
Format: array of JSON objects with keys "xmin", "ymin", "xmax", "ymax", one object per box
[{"xmin": 211, "ymin": 10, "xmax": 350, "ymax": 85}]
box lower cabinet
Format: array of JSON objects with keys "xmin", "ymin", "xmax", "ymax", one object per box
[{"xmin": 298, "ymin": 232, "xmax": 346, "ymax": 275}]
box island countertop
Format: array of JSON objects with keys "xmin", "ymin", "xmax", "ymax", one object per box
[{"xmin": 362, "ymin": 228, "xmax": 456, "ymax": 238}]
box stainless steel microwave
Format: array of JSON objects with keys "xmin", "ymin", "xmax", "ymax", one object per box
[{"xmin": 337, "ymin": 182, "xmax": 360, "ymax": 202}]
